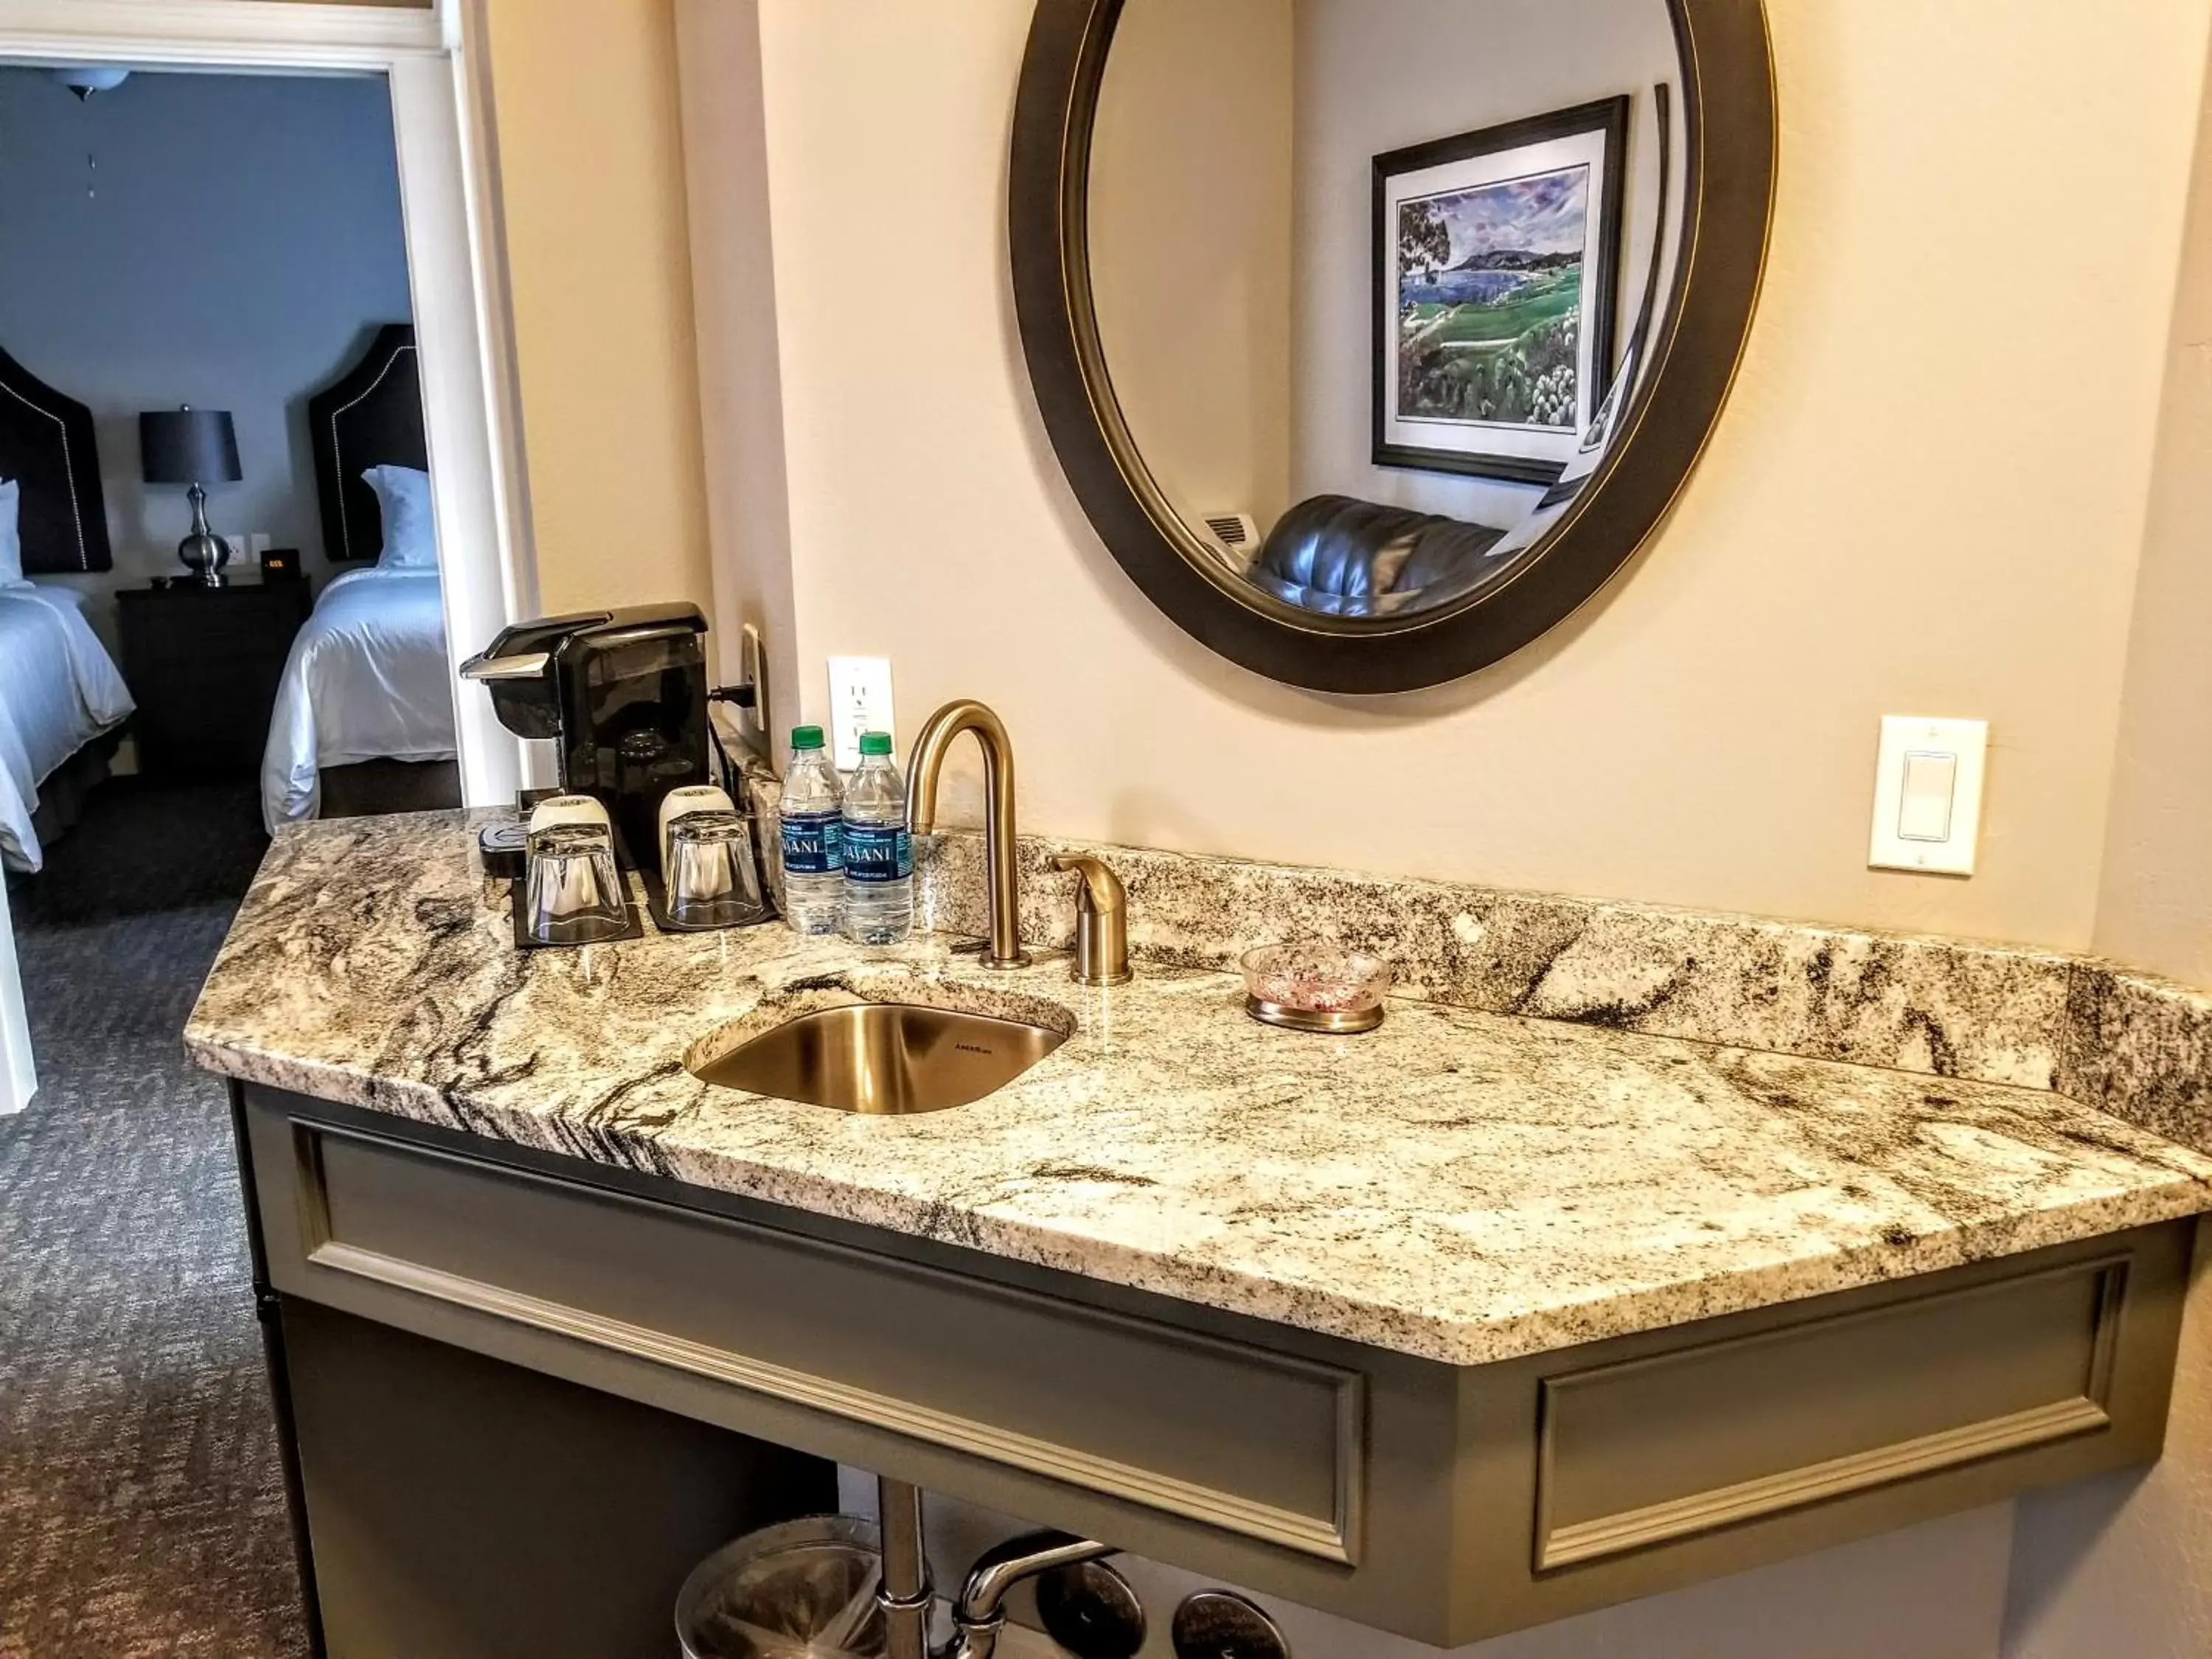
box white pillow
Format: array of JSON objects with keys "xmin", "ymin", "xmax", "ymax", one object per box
[
  {"xmin": 0, "ymin": 478, "xmax": 25, "ymax": 588},
  {"xmin": 361, "ymin": 464, "xmax": 439, "ymax": 569}
]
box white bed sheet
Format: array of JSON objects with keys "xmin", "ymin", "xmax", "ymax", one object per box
[
  {"xmin": 261, "ymin": 567, "xmax": 457, "ymax": 832},
  {"xmin": 0, "ymin": 584, "xmax": 136, "ymax": 873}
]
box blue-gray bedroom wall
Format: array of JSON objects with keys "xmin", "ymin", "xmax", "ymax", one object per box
[{"xmin": 0, "ymin": 67, "xmax": 414, "ymax": 631}]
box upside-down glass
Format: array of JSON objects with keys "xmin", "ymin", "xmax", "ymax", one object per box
[
  {"xmin": 523, "ymin": 821, "xmax": 628, "ymax": 945},
  {"xmin": 666, "ymin": 810, "xmax": 768, "ymax": 931}
]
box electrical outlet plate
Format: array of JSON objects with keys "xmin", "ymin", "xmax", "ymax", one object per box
[
  {"xmin": 827, "ymin": 655, "xmax": 894, "ymax": 771},
  {"xmin": 735, "ymin": 623, "xmax": 773, "ymax": 763},
  {"xmin": 1869, "ymin": 714, "xmax": 1987, "ymax": 876}
]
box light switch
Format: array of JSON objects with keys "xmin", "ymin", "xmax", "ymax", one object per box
[
  {"xmin": 1869, "ymin": 716, "xmax": 1986, "ymax": 876},
  {"xmin": 827, "ymin": 655, "xmax": 894, "ymax": 772},
  {"xmin": 1896, "ymin": 751, "xmax": 1957, "ymax": 841}
]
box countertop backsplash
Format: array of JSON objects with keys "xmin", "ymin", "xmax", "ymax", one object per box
[
  {"xmin": 907, "ymin": 830, "xmax": 2211, "ymax": 1153},
  {"xmin": 734, "ymin": 745, "xmax": 2211, "ymax": 1153}
]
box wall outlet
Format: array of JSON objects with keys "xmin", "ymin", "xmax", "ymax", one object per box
[{"xmin": 827, "ymin": 655, "xmax": 894, "ymax": 771}]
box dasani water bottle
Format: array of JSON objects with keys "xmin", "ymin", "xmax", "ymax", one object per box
[
  {"xmin": 841, "ymin": 731, "xmax": 914, "ymax": 945},
  {"xmin": 778, "ymin": 725, "xmax": 844, "ymax": 935}
]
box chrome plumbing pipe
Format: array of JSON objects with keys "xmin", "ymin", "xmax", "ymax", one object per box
[
  {"xmin": 873, "ymin": 1474, "xmax": 1116, "ymax": 1659},
  {"xmin": 877, "ymin": 1476, "xmax": 933, "ymax": 1659}
]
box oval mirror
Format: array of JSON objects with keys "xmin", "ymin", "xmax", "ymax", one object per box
[{"xmin": 1011, "ymin": 0, "xmax": 1775, "ymax": 692}]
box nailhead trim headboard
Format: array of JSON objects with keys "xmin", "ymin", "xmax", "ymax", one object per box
[
  {"xmin": 0, "ymin": 343, "xmax": 111, "ymax": 574},
  {"xmin": 307, "ymin": 323, "xmax": 425, "ymax": 565}
]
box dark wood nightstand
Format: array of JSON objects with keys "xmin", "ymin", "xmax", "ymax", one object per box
[{"xmin": 116, "ymin": 579, "xmax": 314, "ymax": 780}]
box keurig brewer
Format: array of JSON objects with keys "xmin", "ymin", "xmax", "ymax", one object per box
[{"xmin": 460, "ymin": 603, "xmax": 714, "ymax": 863}]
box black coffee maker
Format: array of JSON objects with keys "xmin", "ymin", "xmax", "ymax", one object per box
[{"xmin": 460, "ymin": 603, "xmax": 712, "ymax": 863}]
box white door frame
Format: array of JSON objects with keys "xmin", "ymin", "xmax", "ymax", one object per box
[
  {"xmin": 0, "ymin": 0, "xmax": 535, "ymax": 1113},
  {"xmin": 0, "ymin": 873, "xmax": 32, "ymax": 1114}
]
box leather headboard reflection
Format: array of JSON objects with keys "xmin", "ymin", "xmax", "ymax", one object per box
[
  {"xmin": 0, "ymin": 344, "xmax": 111, "ymax": 574},
  {"xmin": 1248, "ymin": 495, "xmax": 1503, "ymax": 618},
  {"xmin": 307, "ymin": 323, "xmax": 427, "ymax": 563}
]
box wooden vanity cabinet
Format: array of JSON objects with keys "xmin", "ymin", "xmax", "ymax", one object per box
[{"xmin": 234, "ymin": 1082, "xmax": 2195, "ymax": 1652}]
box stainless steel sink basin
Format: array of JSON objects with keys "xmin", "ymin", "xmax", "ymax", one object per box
[{"xmin": 687, "ymin": 1001, "xmax": 1068, "ymax": 1115}]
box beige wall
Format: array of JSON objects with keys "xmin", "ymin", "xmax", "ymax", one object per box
[
  {"xmin": 673, "ymin": 0, "xmax": 799, "ymax": 695},
  {"xmin": 2004, "ymin": 23, "xmax": 2212, "ymax": 1655},
  {"xmin": 481, "ymin": 0, "xmax": 712, "ymax": 621},
  {"xmin": 1089, "ymin": 0, "xmax": 1294, "ymax": 540},
  {"xmin": 711, "ymin": 0, "xmax": 2211, "ymax": 951},
  {"xmin": 2094, "ymin": 29, "xmax": 2212, "ymax": 995}
]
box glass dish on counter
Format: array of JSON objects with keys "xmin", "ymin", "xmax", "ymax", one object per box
[{"xmin": 1240, "ymin": 940, "xmax": 1393, "ymax": 1034}]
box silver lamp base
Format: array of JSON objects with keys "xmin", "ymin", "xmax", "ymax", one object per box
[{"xmin": 176, "ymin": 481, "xmax": 232, "ymax": 588}]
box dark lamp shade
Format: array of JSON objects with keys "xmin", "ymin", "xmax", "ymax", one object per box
[{"xmin": 139, "ymin": 408, "xmax": 242, "ymax": 485}]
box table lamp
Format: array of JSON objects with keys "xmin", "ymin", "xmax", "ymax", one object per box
[{"xmin": 139, "ymin": 406, "xmax": 243, "ymax": 588}]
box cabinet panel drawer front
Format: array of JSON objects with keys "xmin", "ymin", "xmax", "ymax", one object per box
[
  {"xmin": 285, "ymin": 1121, "xmax": 1363, "ymax": 1562},
  {"xmin": 1536, "ymin": 1256, "xmax": 2125, "ymax": 1569}
]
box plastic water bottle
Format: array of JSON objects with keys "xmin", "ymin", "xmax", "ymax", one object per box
[
  {"xmin": 778, "ymin": 725, "xmax": 845, "ymax": 935},
  {"xmin": 841, "ymin": 731, "xmax": 913, "ymax": 945}
]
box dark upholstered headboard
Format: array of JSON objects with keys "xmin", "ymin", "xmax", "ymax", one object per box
[
  {"xmin": 307, "ymin": 323, "xmax": 426, "ymax": 563},
  {"xmin": 0, "ymin": 344, "xmax": 111, "ymax": 574}
]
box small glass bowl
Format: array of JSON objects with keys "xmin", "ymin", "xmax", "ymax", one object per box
[{"xmin": 1239, "ymin": 941, "xmax": 1393, "ymax": 1034}]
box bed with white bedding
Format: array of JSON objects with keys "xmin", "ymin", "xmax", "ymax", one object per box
[
  {"xmin": 265, "ymin": 323, "xmax": 462, "ymax": 831},
  {"xmin": 260, "ymin": 566, "xmax": 455, "ymax": 832},
  {"xmin": 0, "ymin": 584, "xmax": 136, "ymax": 872},
  {"xmin": 0, "ymin": 344, "xmax": 128, "ymax": 872}
]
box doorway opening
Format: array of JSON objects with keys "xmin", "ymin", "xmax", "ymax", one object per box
[{"xmin": 0, "ymin": 7, "xmax": 531, "ymax": 1652}]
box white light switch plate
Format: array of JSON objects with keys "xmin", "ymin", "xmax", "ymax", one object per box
[
  {"xmin": 1869, "ymin": 714, "xmax": 1987, "ymax": 875},
  {"xmin": 827, "ymin": 655, "xmax": 894, "ymax": 772}
]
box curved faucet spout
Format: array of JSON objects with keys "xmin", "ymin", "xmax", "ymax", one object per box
[
  {"xmin": 874, "ymin": 1469, "xmax": 1116, "ymax": 1659},
  {"xmin": 905, "ymin": 699, "xmax": 1029, "ymax": 970},
  {"xmin": 944, "ymin": 1531, "xmax": 1117, "ymax": 1659}
]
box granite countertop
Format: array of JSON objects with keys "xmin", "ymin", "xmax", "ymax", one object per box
[{"xmin": 184, "ymin": 811, "xmax": 2212, "ymax": 1366}]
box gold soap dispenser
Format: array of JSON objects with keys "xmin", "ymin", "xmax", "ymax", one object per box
[{"xmin": 1049, "ymin": 853, "xmax": 1132, "ymax": 986}]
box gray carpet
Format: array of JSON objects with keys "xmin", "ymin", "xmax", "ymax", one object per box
[{"xmin": 1, "ymin": 782, "xmax": 309, "ymax": 1659}]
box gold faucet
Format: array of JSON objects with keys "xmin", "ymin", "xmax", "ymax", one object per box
[{"xmin": 905, "ymin": 700, "xmax": 1029, "ymax": 969}]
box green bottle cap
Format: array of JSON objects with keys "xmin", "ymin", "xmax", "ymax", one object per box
[
  {"xmin": 790, "ymin": 725, "xmax": 825, "ymax": 750},
  {"xmin": 858, "ymin": 731, "xmax": 894, "ymax": 757}
]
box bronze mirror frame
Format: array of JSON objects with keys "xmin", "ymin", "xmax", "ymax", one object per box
[{"xmin": 1009, "ymin": 0, "xmax": 1776, "ymax": 694}]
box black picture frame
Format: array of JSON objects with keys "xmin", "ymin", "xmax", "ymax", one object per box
[{"xmin": 1371, "ymin": 97, "xmax": 1631, "ymax": 486}]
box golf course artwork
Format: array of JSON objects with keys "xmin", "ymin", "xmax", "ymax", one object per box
[{"xmin": 1374, "ymin": 97, "xmax": 1627, "ymax": 484}]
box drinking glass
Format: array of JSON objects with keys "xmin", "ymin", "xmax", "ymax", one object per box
[
  {"xmin": 524, "ymin": 821, "xmax": 628, "ymax": 945},
  {"xmin": 666, "ymin": 810, "xmax": 768, "ymax": 930}
]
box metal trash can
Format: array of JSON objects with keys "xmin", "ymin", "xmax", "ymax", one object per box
[{"xmin": 676, "ymin": 1514, "xmax": 890, "ymax": 1659}]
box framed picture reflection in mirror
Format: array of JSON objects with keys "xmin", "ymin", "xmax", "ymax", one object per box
[{"xmin": 1374, "ymin": 97, "xmax": 1629, "ymax": 485}]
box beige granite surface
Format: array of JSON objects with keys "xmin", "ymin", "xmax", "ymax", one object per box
[
  {"xmin": 737, "ymin": 742, "xmax": 2212, "ymax": 1158},
  {"xmin": 2062, "ymin": 962, "xmax": 2212, "ymax": 1152},
  {"xmin": 185, "ymin": 811, "xmax": 2212, "ymax": 1366},
  {"xmin": 917, "ymin": 832, "xmax": 2078, "ymax": 1089},
  {"xmin": 911, "ymin": 831, "xmax": 2212, "ymax": 1156}
]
